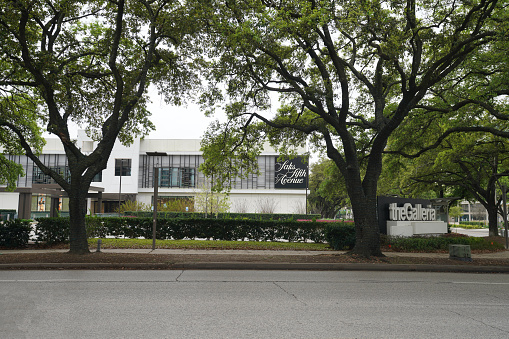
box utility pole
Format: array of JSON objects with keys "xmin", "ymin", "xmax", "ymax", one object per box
[{"xmin": 152, "ymin": 166, "xmax": 159, "ymax": 251}]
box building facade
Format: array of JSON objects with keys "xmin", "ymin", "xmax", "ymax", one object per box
[
  {"xmin": 0, "ymin": 131, "xmax": 309, "ymax": 218},
  {"xmin": 458, "ymin": 201, "xmax": 489, "ymax": 223}
]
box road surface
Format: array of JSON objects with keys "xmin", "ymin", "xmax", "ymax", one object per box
[{"xmin": 1, "ymin": 270, "xmax": 508, "ymax": 338}]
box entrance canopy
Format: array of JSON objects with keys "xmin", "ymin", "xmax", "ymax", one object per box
[{"xmin": 0, "ymin": 184, "xmax": 104, "ymax": 219}]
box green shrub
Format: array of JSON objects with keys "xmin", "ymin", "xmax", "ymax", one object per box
[
  {"xmin": 0, "ymin": 219, "xmax": 32, "ymax": 248},
  {"xmin": 386, "ymin": 234, "xmax": 504, "ymax": 252},
  {"xmin": 124, "ymin": 211, "xmax": 321, "ymax": 221},
  {"xmin": 458, "ymin": 221, "xmax": 488, "ymax": 228},
  {"xmin": 34, "ymin": 216, "xmax": 334, "ymax": 244},
  {"xmin": 323, "ymin": 222, "xmax": 356, "ymax": 250},
  {"xmin": 85, "ymin": 216, "xmax": 108, "ymax": 238},
  {"xmin": 34, "ymin": 217, "xmax": 69, "ymax": 244}
]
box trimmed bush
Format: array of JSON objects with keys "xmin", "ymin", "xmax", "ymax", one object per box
[
  {"xmin": 458, "ymin": 221, "xmax": 487, "ymax": 228},
  {"xmin": 34, "ymin": 217, "xmax": 69, "ymax": 244},
  {"xmin": 34, "ymin": 216, "xmax": 336, "ymax": 244},
  {"xmin": 386, "ymin": 234, "xmax": 504, "ymax": 252},
  {"xmin": 124, "ymin": 211, "xmax": 321, "ymax": 221},
  {"xmin": 323, "ymin": 222, "xmax": 356, "ymax": 250},
  {"xmin": 0, "ymin": 219, "xmax": 32, "ymax": 248}
]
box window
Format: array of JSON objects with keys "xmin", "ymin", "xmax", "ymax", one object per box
[
  {"xmin": 92, "ymin": 171, "xmax": 102, "ymax": 182},
  {"xmin": 159, "ymin": 167, "xmax": 195, "ymax": 188},
  {"xmin": 32, "ymin": 195, "xmax": 49, "ymax": 212},
  {"xmin": 33, "ymin": 166, "xmax": 70, "ymax": 184},
  {"xmin": 181, "ymin": 168, "xmax": 195, "ymax": 188},
  {"xmin": 58, "ymin": 197, "xmax": 69, "ymax": 212},
  {"xmin": 115, "ymin": 159, "xmax": 131, "ymax": 176},
  {"xmin": 82, "ymin": 141, "xmax": 93, "ymax": 152}
]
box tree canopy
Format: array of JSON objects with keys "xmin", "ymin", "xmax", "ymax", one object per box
[
  {"xmin": 308, "ymin": 158, "xmax": 348, "ymax": 219},
  {"xmin": 0, "ymin": 95, "xmax": 44, "ymax": 190},
  {"xmin": 388, "ymin": 130, "xmax": 509, "ymax": 235},
  {"xmin": 199, "ymin": 0, "xmax": 504, "ymax": 256}
]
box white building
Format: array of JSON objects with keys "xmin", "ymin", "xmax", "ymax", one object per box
[
  {"xmin": 458, "ymin": 201, "xmax": 489, "ymax": 223},
  {"xmin": 0, "ymin": 131, "xmax": 309, "ymax": 219}
]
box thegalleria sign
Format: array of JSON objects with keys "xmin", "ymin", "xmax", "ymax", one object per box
[
  {"xmin": 275, "ymin": 156, "xmax": 308, "ymax": 189},
  {"xmin": 388, "ymin": 203, "xmax": 436, "ymax": 221}
]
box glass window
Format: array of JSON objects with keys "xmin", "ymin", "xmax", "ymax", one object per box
[
  {"xmin": 32, "ymin": 166, "xmax": 70, "ymax": 184},
  {"xmin": 115, "ymin": 159, "xmax": 131, "ymax": 176},
  {"xmin": 157, "ymin": 167, "xmax": 195, "ymax": 188},
  {"xmin": 92, "ymin": 171, "xmax": 102, "ymax": 182},
  {"xmin": 158, "ymin": 167, "xmax": 179, "ymax": 187},
  {"xmin": 171, "ymin": 168, "xmax": 179, "ymax": 187},
  {"xmin": 59, "ymin": 198, "xmax": 69, "ymax": 212},
  {"xmin": 181, "ymin": 168, "xmax": 195, "ymax": 188},
  {"xmin": 159, "ymin": 168, "xmax": 170, "ymax": 187},
  {"xmin": 32, "ymin": 195, "xmax": 50, "ymax": 212}
]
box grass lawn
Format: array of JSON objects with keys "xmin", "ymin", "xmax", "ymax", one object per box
[{"xmin": 88, "ymin": 238, "xmax": 332, "ymax": 251}]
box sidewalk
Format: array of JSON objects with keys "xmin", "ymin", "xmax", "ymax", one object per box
[
  {"xmin": 1, "ymin": 248, "xmax": 509, "ymax": 273},
  {"xmin": 3, "ymin": 246, "xmax": 509, "ymax": 258}
]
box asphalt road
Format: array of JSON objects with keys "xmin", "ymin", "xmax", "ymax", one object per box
[{"xmin": 1, "ymin": 270, "xmax": 508, "ymax": 339}]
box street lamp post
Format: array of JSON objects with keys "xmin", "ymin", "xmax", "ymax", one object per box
[
  {"xmin": 118, "ymin": 160, "xmax": 123, "ymax": 217},
  {"xmin": 118, "ymin": 159, "xmax": 129, "ymax": 217},
  {"xmin": 146, "ymin": 152, "xmax": 167, "ymax": 251}
]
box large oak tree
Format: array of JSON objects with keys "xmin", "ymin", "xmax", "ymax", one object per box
[
  {"xmin": 388, "ymin": 131, "xmax": 509, "ymax": 236},
  {"xmin": 199, "ymin": 0, "xmax": 503, "ymax": 256},
  {"xmin": 0, "ymin": 0, "xmax": 199, "ymax": 253},
  {"xmin": 385, "ymin": 13, "xmax": 508, "ymax": 236}
]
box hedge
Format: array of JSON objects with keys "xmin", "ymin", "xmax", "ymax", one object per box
[
  {"xmin": 459, "ymin": 221, "xmax": 487, "ymax": 228},
  {"xmin": 0, "ymin": 219, "xmax": 32, "ymax": 248},
  {"xmin": 323, "ymin": 223, "xmax": 356, "ymax": 250},
  {"xmin": 124, "ymin": 211, "xmax": 321, "ymax": 221},
  {"xmin": 34, "ymin": 217, "xmax": 70, "ymax": 244},
  {"xmin": 34, "ymin": 216, "xmax": 357, "ymax": 247},
  {"xmin": 385, "ymin": 234, "xmax": 503, "ymax": 252}
]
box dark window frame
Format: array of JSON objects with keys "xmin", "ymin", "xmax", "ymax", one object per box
[
  {"xmin": 115, "ymin": 159, "xmax": 131, "ymax": 176},
  {"xmin": 158, "ymin": 167, "xmax": 195, "ymax": 188}
]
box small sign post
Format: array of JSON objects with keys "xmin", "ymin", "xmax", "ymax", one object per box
[{"xmin": 146, "ymin": 152, "xmax": 167, "ymax": 251}]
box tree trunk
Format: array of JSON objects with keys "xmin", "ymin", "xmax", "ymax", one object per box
[
  {"xmin": 348, "ymin": 185, "xmax": 383, "ymax": 257},
  {"xmin": 68, "ymin": 188, "xmax": 90, "ymax": 254},
  {"xmin": 487, "ymin": 205, "xmax": 499, "ymax": 237}
]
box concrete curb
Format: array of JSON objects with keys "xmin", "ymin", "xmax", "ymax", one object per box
[{"xmin": 1, "ymin": 262, "xmax": 509, "ymax": 273}]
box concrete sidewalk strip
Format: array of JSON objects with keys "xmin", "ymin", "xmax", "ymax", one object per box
[
  {"xmin": 149, "ymin": 249, "xmax": 337, "ymax": 256},
  {"xmin": 1, "ymin": 248, "xmax": 508, "ymax": 259}
]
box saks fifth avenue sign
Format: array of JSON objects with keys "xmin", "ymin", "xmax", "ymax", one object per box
[
  {"xmin": 275, "ymin": 156, "xmax": 308, "ymax": 189},
  {"xmin": 388, "ymin": 203, "xmax": 436, "ymax": 221}
]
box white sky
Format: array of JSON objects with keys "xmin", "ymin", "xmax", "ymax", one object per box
[
  {"xmin": 59, "ymin": 88, "xmax": 220, "ymax": 140},
  {"xmin": 145, "ymin": 96, "xmax": 215, "ymax": 140},
  {"xmin": 143, "ymin": 84, "xmax": 214, "ymax": 139},
  {"xmin": 57, "ymin": 88, "xmax": 318, "ymax": 164},
  {"xmin": 145, "ymin": 92, "xmax": 318, "ymax": 164}
]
